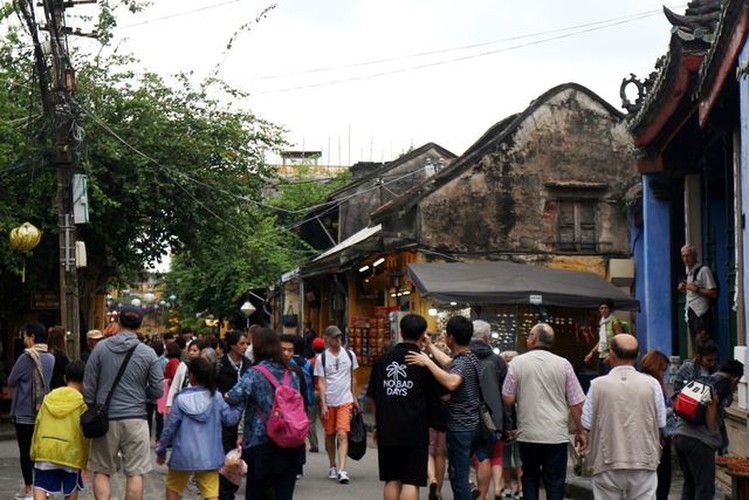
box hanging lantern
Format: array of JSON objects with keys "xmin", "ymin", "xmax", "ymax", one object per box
[
  {"xmin": 9, "ymin": 222, "xmax": 42, "ymax": 252},
  {"xmin": 9, "ymin": 222, "xmax": 42, "ymax": 283}
]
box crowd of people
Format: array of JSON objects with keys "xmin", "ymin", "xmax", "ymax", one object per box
[{"xmin": 3, "ymin": 291, "xmax": 745, "ymax": 500}]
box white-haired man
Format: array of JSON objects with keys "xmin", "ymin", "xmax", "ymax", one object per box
[{"xmin": 677, "ymin": 244, "xmax": 718, "ymax": 347}]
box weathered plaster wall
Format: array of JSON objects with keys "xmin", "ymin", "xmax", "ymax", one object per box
[
  {"xmin": 418, "ymin": 87, "xmax": 636, "ymax": 257},
  {"xmin": 337, "ymin": 147, "xmax": 453, "ymax": 240}
]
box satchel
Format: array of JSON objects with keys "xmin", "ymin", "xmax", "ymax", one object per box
[
  {"xmin": 81, "ymin": 403, "xmax": 109, "ymax": 439},
  {"xmin": 81, "ymin": 345, "xmax": 137, "ymax": 439}
]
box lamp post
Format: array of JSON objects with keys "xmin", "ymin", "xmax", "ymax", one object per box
[{"xmin": 240, "ymin": 300, "xmax": 256, "ymax": 331}]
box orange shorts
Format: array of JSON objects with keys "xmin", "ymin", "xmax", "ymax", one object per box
[{"xmin": 323, "ymin": 403, "xmax": 353, "ymax": 435}]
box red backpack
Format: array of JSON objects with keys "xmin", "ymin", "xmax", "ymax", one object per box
[{"xmin": 253, "ymin": 365, "xmax": 310, "ymax": 448}]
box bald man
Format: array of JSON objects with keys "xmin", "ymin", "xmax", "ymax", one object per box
[{"xmin": 581, "ymin": 335, "xmax": 666, "ymax": 499}]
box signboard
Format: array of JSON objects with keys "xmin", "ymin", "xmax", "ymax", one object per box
[
  {"xmin": 31, "ymin": 291, "xmax": 59, "ymax": 310},
  {"xmin": 529, "ymin": 294, "xmax": 543, "ymax": 305}
]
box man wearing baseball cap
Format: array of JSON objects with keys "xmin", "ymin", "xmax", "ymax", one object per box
[{"xmin": 313, "ymin": 325, "xmax": 359, "ymax": 484}]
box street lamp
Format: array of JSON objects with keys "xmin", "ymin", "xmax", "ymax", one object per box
[{"xmin": 240, "ymin": 300, "xmax": 256, "ymax": 330}]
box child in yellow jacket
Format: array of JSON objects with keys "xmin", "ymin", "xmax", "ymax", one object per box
[{"xmin": 30, "ymin": 360, "xmax": 88, "ymax": 499}]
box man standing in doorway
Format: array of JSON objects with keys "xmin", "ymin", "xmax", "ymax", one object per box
[
  {"xmin": 677, "ymin": 244, "xmax": 718, "ymax": 345},
  {"xmin": 582, "ymin": 334, "xmax": 665, "ymax": 498},
  {"xmin": 314, "ymin": 325, "xmax": 359, "ymax": 484},
  {"xmin": 501, "ymin": 323, "xmax": 586, "ymax": 500}
]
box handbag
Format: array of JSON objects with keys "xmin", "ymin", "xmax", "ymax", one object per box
[
  {"xmin": 347, "ymin": 408, "xmax": 367, "ymax": 460},
  {"xmin": 81, "ymin": 345, "xmax": 137, "ymax": 439},
  {"xmin": 473, "ymin": 363, "xmax": 499, "ymax": 439}
]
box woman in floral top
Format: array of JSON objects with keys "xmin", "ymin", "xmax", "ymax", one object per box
[{"xmin": 226, "ymin": 328, "xmax": 304, "ymax": 500}]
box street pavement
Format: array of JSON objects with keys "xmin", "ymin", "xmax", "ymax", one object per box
[{"xmin": 0, "ymin": 416, "xmax": 731, "ymax": 499}]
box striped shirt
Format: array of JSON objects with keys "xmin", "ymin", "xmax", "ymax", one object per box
[{"xmin": 447, "ymin": 350, "xmax": 481, "ymax": 432}]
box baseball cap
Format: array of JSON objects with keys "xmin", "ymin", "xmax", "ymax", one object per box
[
  {"xmin": 118, "ymin": 305, "xmax": 144, "ymax": 329},
  {"xmin": 312, "ymin": 337, "xmax": 326, "ymax": 350},
  {"xmin": 87, "ymin": 329, "xmax": 104, "ymax": 340},
  {"xmin": 324, "ymin": 325, "xmax": 343, "ymax": 338}
]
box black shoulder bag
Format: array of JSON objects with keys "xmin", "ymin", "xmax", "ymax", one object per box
[
  {"xmin": 473, "ymin": 361, "xmax": 499, "ymax": 439},
  {"xmin": 81, "ymin": 345, "xmax": 137, "ymax": 439}
]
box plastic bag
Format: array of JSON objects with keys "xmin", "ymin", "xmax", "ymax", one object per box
[{"xmin": 219, "ymin": 446, "xmax": 247, "ymax": 486}]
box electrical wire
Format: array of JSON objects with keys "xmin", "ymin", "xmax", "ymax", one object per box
[
  {"xmin": 119, "ymin": 0, "xmax": 248, "ymax": 29},
  {"xmin": 254, "ymin": 9, "xmax": 670, "ymax": 95}
]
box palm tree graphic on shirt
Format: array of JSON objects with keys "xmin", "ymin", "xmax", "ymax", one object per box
[{"xmin": 386, "ymin": 361, "xmax": 407, "ymax": 382}]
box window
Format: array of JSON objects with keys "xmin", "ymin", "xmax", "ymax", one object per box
[{"xmin": 557, "ymin": 200, "xmax": 597, "ymax": 252}]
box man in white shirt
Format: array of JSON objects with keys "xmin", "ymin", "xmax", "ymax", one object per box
[
  {"xmin": 582, "ymin": 334, "xmax": 666, "ymax": 499},
  {"xmin": 677, "ymin": 244, "xmax": 718, "ymax": 348},
  {"xmin": 314, "ymin": 325, "xmax": 359, "ymax": 484}
]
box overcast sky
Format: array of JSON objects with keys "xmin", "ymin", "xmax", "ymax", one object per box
[{"xmin": 79, "ymin": 0, "xmax": 681, "ymax": 165}]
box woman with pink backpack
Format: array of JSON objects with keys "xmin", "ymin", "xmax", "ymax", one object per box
[{"xmin": 225, "ymin": 328, "xmax": 306, "ymax": 500}]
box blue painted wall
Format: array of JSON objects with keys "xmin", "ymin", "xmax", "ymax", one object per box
[
  {"xmin": 642, "ymin": 175, "xmax": 673, "ymax": 355},
  {"xmin": 740, "ymin": 40, "xmax": 749, "ymax": 380},
  {"xmin": 631, "ymin": 207, "xmax": 647, "ymax": 352},
  {"xmin": 707, "ymin": 197, "xmax": 731, "ymax": 359}
]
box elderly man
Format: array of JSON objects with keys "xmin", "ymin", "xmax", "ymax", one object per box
[
  {"xmin": 677, "ymin": 244, "xmax": 718, "ymax": 347},
  {"xmin": 501, "ymin": 323, "xmax": 585, "ymax": 500},
  {"xmin": 469, "ymin": 320, "xmax": 508, "ymax": 500},
  {"xmin": 83, "ymin": 306, "xmax": 164, "ymax": 500},
  {"xmin": 582, "ymin": 334, "xmax": 666, "ymax": 499}
]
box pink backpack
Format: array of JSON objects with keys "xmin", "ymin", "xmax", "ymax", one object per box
[{"xmin": 253, "ymin": 365, "xmax": 310, "ymax": 448}]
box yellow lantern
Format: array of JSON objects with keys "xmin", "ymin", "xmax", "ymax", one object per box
[
  {"xmin": 9, "ymin": 222, "xmax": 42, "ymax": 252},
  {"xmin": 9, "ymin": 222, "xmax": 42, "ymax": 283}
]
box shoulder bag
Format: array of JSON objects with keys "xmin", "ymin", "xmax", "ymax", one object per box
[{"xmin": 81, "ymin": 345, "xmax": 137, "ymax": 439}]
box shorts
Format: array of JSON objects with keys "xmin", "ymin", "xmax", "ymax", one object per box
[
  {"xmin": 88, "ymin": 419, "xmax": 152, "ymax": 476},
  {"xmin": 166, "ymin": 469, "xmax": 219, "ymax": 498},
  {"xmin": 33, "ymin": 467, "xmax": 84, "ymax": 496},
  {"xmin": 323, "ymin": 403, "xmax": 352, "ymax": 435},
  {"xmin": 378, "ymin": 445, "xmax": 428, "ymax": 486},
  {"xmin": 476, "ymin": 432, "xmax": 500, "ymax": 462},
  {"xmin": 491, "ymin": 440, "xmax": 505, "ymax": 467},
  {"xmin": 503, "ymin": 441, "xmax": 522, "ymax": 469},
  {"xmin": 429, "ymin": 428, "xmax": 447, "ymax": 455}
]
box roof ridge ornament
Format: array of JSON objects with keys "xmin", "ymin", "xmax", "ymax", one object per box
[{"xmin": 620, "ymin": 57, "xmax": 665, "ymax": 114}]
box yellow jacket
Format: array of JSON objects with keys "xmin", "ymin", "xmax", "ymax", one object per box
[{"xmin": 31, "ymin": 386, "xmax": 89, "ymax": 469}]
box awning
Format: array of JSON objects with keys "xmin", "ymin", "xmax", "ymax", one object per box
[
  {"xmin": 312, "ymin": 224, "xmax": 382, "ymax": 262},
  {"xmin": 408, "ymin": 261, "xmax": 639, "ymax": 310}
]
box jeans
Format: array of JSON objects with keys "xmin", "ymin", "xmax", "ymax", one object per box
[
  {"xmin": 518, "ymin": 442, "xmax": 568, "ymax": 500},
  {"xmin": 674, "ymin": 435, "xmax": 716, "ymax": 500},
  {"xmin": 446, "ymin": 428, "xmax": 481, "ymax": 500}
]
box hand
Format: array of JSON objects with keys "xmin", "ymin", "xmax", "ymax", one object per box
[
  {"xmin": 503, "ymin": 430, "xmax": 517, "ymax": 443},
  {"xmin": 575, "ymin": 430, "xmax": 587, "ymax": 452},
  {"xmin": 583, "ymin": 352, "xmax": 593, "ymax": 365},
  {"xmin": 677, "ymin": 281, "xmax": 686, "ymax": 293},
  {"xmin": 352, "ymin": 397, "xmax": 360, "ymax": 411},
  {"xmin": 686, "ymin": 282, "xmax": 699, "ymax": 292},
  {"xmin": 405, "ymin": 351, "xmax": 431, "ymax": 367},
  {"xmin": 321, "ymin": 404, "xmax": 329, "ymax": 420},
  {"xmin": 164, "ymin": 406, "xmax": 170, "ymax": 416},
  {"xmin": 156, "ymin": 455, "xmax": 165, "ymax": 465}
]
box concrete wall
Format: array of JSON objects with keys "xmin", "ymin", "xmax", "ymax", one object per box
[{"xmin": 417, "ymin": 87, "xmax": 637, "ymax": 256}]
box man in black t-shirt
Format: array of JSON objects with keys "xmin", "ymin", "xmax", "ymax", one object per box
[
  {"xmin": 406, "ymin": 316, "xmax": 481, "ymax": 500},
  {"xmin": 368, "ymin": 314, "xmax": 441, "ymax": 500}
]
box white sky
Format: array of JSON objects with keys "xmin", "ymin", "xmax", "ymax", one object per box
[{"xmin": 70, "ymin": 0, "xmax": 681, "ymax": 165}]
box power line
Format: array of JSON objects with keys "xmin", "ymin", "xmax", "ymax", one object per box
[
  {"xmin": 253, "ymin": 9, "xmax": 677, "ymax": 95},
  {"xmin": 119, "ymin": 0, "xmax": 247, "ymax": 29},
  {"xmin": 251, "ymin": 5, "xmax": 683, "ymax": 83}
]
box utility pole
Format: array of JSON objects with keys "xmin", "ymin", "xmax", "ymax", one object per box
[{"xmin": 23, "ymin": 0, "xmax": 96, "ymax": 358}]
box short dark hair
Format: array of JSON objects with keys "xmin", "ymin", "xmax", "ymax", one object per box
[
  {"xmin": 400, "ymin": 314, "xmax": 427, "ymax": 341},
  {"xmin": 599, "ymin": 298, "xmax": 615, "ymax": 309},
  {"xmin": 202, "ymin": 334, "xmax": 219, "ymax": 350},
  {"xmin": 163, "ymin": 333, "xmax": 175, "ymax": 342},
  {"xmin": 720, "ymin": 359, "xmax": 744, "ymax": 378},
  {"xmin": 24, "ymin": 323, "xmax": 47, "ymax": 344},
  {"xmin": 695, "ymin": 338, "xmax": 719, "ymax": 358},
  {"xmin": 225, "ymin": 330, "xmax": 245, "ymax": 349},
  {"xmin": 446, "ymin": 316, "xmax": 473, "ymax": 346},
  {"xmin": 65, "ymin": 359, "xmax": 85, "ymax": 384},
  {"xmin": 611, "ymin": 336, "xmax": 638, "ymax": 360},
  {"xmin": 150, "ymin": 339, "xmax": 164, "ymax": 357},
  {"xmin": 279, "ymin": 334, "xmax": 297, "ymax": 345}
]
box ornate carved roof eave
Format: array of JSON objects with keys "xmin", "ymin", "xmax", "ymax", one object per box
[{"xmin": 696, "ymin": 0, "xmax": 749, "ymax": 127}]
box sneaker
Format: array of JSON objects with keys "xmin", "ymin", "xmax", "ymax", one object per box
[
  {"xmin": 338, "ymin": 470, "xmax": 350, "ymax": 484},
  {"xmin": 501, "ymin": 489, "xmax": 514, "ymax": 499},
  {"xmin": 514, "ymin": 492, "xmax": 523, "ymax": 499},
  {"xmin": 13, "ymin": 492, "xmax": 32, "ymax": 500},
  {"xmin": 328, "ymin": 466, "xmax": 338, "ymax": 479},
  {"xmin": 309, "ymin": 447, "xmax": 319, "ymax": 453}
]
